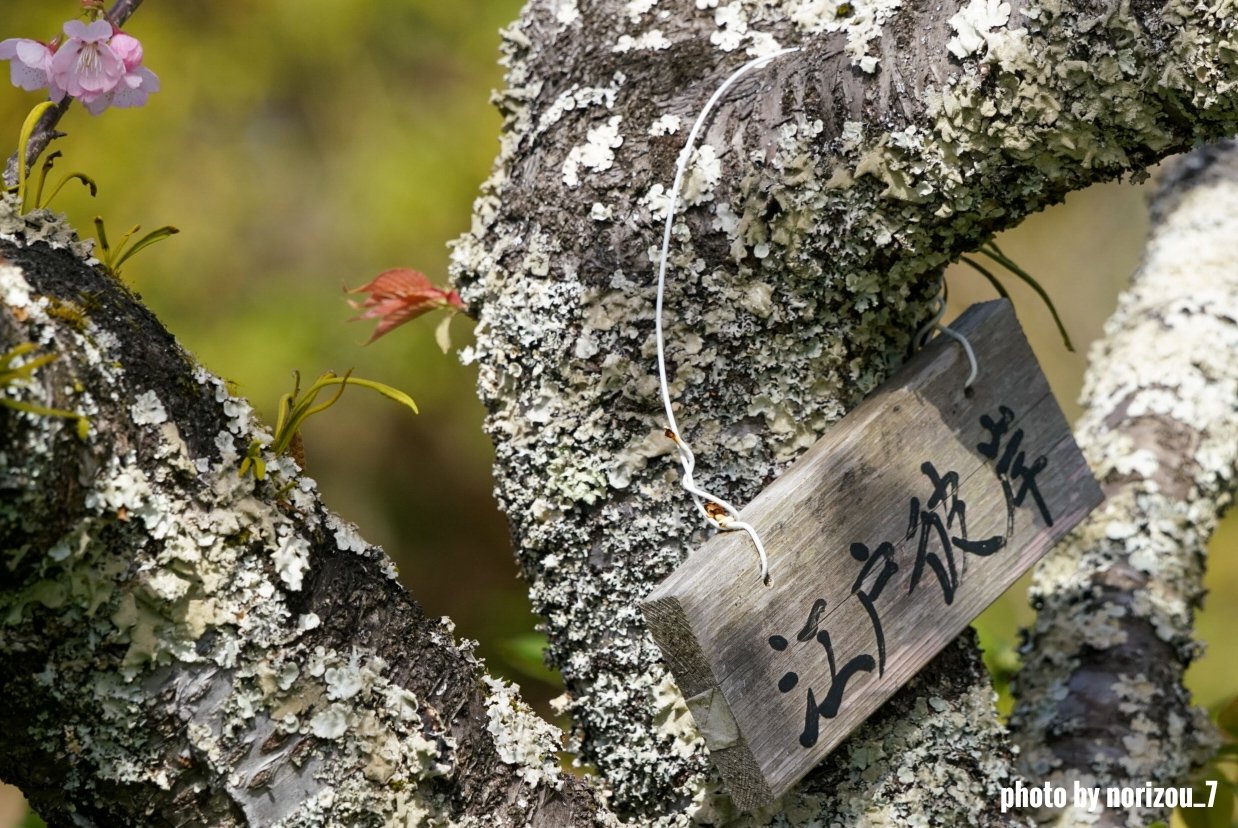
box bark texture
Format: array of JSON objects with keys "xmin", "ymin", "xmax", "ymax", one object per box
[
  {"xmin": 0, "ymin": 201, "xmax": 610, "ymax": 827},
  {"xmin": 1010, "ymin": 142, "xmax": 1238, "ymax": 826},
  {"xmin": 451, "ymin": 0, "xmax": 1238, "ymax": 822}
]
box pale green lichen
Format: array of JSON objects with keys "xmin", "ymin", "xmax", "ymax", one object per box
[
  {"xmin": 482, "ymin": 675, "xmax": 565, "ymax": 787},
  {"xmin": 0, "ymin": 192, "xmax": 96, "ymax": 259}
]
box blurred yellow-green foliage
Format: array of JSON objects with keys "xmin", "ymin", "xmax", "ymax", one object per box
[{"xmin": 1, "ymin": 2, "xmax": 1235, "ymax": 824}]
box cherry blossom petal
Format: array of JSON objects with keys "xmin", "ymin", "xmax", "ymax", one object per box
[
  {"xmin": 51, "ymin": 23, "xmax": 124, "ymax": 101},
  {"xmin": 0, "ymin": 38, "xmax": 53, "ymax": 92},
  {"xmin": 62, "ymin": 20, "xmax": 113, "ymax": 43},
  {"xmin": 109, "ymin": 32, "xmax": 143, "ymax": 72}
]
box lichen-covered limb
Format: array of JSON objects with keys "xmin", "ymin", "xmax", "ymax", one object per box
[
  {"xmin": 0, "ymin": 204, "xmax": 611, "ymax": 827},
  {"xmin": 1010, "ymin": 142, "xmax": 1238, "ymax": 827},
  {"xmin": 452, "ymin": 0, "xmax": 1238, "ymax": 821}
]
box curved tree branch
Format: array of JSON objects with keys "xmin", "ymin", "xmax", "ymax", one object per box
[
  {"xmin": 1010, "ymin": 141, "xmax": 1238, "ymax": 827},
  {"xmin": 0, "ymin": 201, "xmax": 609, "ymax": 827},
  {"xmin": 3, "ymin": 0, "xmax": 1238, "ymax": 822}
]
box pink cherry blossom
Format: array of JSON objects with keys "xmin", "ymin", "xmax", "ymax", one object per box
[
  {"xmin": 83, "ymin": 62, "xmax": 159, "ymax": 115},
  {"xmin": 0, "ymin": 38, "xmax": 55, "ymax": 92},
  {"xmin": 108, "ymin": 32, "xmax": 142, "ymax": 72},
  {"xmin": 2, "ymin": 19, "xmax": 157, "ymax": 113},
  {"xmin": 49, "ymin": 20, "xmax": 124, "ymax": 104},
  {"xmin": 90, "ymin": 30, "xmax": 159, "ymax": 115}
]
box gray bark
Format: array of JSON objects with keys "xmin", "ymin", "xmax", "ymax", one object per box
[{"xmin": 1, "ymin": 0, "xmax": 1236, "ymax": 823}]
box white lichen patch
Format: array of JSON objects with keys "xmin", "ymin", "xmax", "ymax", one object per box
[
  {"xmin": 682, "ymin": 145, "xmax": 723, "ymax": 206},
  {"xmin": 130, "ymin": 390, "xmax": 168, "ymax": 426},
  {"xmin": 1, "ymin": 263, "xmax": 33, "ymax": 308},
  {"xmin": 551, "ymin": 0, "xmax": 581, "ymax": 26},
  {"xmin": 310, "ymin": 704, "xmax": 350, "ymax": 739},
  {"xmin": 648, "ymin": 114, "xmax": 681, "ymax": 136},
  {"xmin": 324, "ymin": 650, "xmax": 383, "ymax": 701},
  {"xmin": 534, "ymin": 73, "xmax": 627, "ymax": 140},
  {"xmin": 948, "ymin": 0, "xmax": 1013, "ymax": 59},
  {"xmin": 0, "ymin": 193, "xmax": 95, "ymax": 259},
  {"xmin": 273, "ymin": 525, "xmax": 312, "ymax": 591},
  {"xmin": 785, "ymin": 0, "xmax": 907, "ymax": 71},
  {"xmin": 613, "ymin": 29, "xmax": 672, "ymax": 53},
  {"xmin": 710, "ymin": 2, "xmax": 752, "ymax": 51},
  {"xmin": 562, "ymin": 115, "xmax": 625, "ymax": 186},
  {"xmin": 625, "ymin": 0, "xmax": 660, "ymax": 22},
  {"xmin": 483, "ymin": 675, "xmax": 564, "ymax": 787},
  {"xmin": 640, "ymin": 183, "xmax": 672, "ymax": 220},
  {"xmin": 326, "ymin": 513, "xmax": 369, "ymax": 554}
]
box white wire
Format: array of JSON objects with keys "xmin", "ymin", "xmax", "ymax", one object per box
[
  {"xmin": 654, "ymin": 47, "xmax": 799, "ymax": 586},
  {"xmin": 935, "ymin": 322, "xmax": 978, "ymax": 388},
  {"xmin": 913, "ymin": 275, "xmax": 979, "ymax": 388}
]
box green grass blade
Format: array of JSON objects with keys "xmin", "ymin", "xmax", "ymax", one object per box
[
  {"xmin": 110, "ymin": 225, "xmax": 142, "ymax": 265},
  {"xmin": 960, "ymin": 256, "xmax": 1011, "ymax": 299},
  {"xmin": 0, "ymin": 343, "xmax": 39, "ymax": 369},
  {"xmin": 93, "ymin": 217, "xmax": 111, "ymax": 264},
  {"xmin": 274, "ymin": 388, "xmax": 296, "ymax": 439},
  {"xmin": 16, "ymin": 102, "xmax": 55, "ymax": 212},
  {"xmin": 0, "ymin": 397, "xmax": 82, "ymax": 421},
  {"xmin": 33, "ymin": 150, "xmax": 61, "ymax": 209},
  {"xmin": 112, "ymin": 226, "xmax": 179, "ymax": 271},
  {"xmin": 0, "ymin": 351, "xmax": 58, "ymax": 385},
  {"xmin": 40, "ymin": 172, "xmax": 98, "ymax": 209},
  {"xmin": 979, "ymin": 247, "xmax": 1075, "ymax": 352},
  {"xmin": 272, "ymin": 373, "xmax": 346, "ymax": 455},
  {"xmin": 327, "ymin": 376, "xmax": 420, "ymax": 415}
]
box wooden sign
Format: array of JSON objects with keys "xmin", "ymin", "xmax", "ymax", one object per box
[{"xmin": 641, "ymin": 300, "xmax": 1103, "ymax": 810}]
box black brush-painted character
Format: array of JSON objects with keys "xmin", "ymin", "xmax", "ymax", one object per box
[
  {"xmin": 906, "ymin": 461, "xmax": 1006, "ymax": 605},
  {"xmin": 978, "ymin": 405, "xmax": 1054, "ymax": 528},
  {"xmin": 769, "ymin": 597, "xmax": 876, "ymax": 748},
  {"xmin": 849, "ymin": 541, "xmax": 898, "ymax": 675}
]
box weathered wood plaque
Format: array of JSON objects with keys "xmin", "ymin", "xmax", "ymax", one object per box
[{"xmin": 641, "ymin": 300, "xmax": 1103, "ymax": 810}]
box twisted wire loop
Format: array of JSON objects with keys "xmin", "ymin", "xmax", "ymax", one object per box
[
  {"xmin": 654, "ymin": 51, "xmax": 979, "ymax": 584},
  {"xmin": 913, "ymin": 272, "xmax": 979, "ymax": 389},
  {"xmin": 654, "ymin": 48, "xmax": 800, "ymax": 586}
]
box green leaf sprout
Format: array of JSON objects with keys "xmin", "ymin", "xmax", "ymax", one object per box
[
  {"xmin": 4, "ymin": 103, "xmax": 98, "ymax": 213},
  {"xmin": 239, "ymin": 370, "xmax": 418, "ymax": 480},
  {"xmin": 0, "ymin": 343, "xmax": 89, "ymax": 439},
  {"xmin": 93, "ymin": 217, "xmax": 180, "ymax": 276}
]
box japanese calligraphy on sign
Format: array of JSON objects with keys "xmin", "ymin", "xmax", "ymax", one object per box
[{"xmin": 641, "ymin": 301, "xmax": 1103, "ymax": 811}]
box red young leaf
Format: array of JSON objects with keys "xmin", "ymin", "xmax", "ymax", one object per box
[{"xmin": 347, "ymin": 268, "xmax": 463, "ymax": 344}]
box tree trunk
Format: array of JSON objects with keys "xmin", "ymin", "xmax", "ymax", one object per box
[
  {"xmin": 2, "ymin": 0, "xmax": 1237, "ymax": 823},
  {"xmin": 451, "ymin": 0, "xmax": 1238, "ymax": 822}
]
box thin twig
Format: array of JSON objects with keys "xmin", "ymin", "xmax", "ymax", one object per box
[{"xmin": 3, "ymin": 0, "xmax": 146, "ymax": 187}]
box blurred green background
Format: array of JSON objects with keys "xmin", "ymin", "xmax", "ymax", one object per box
[{"xmin": 1, "ymin": 2, "xmax": 1234, "ymax": 825}]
